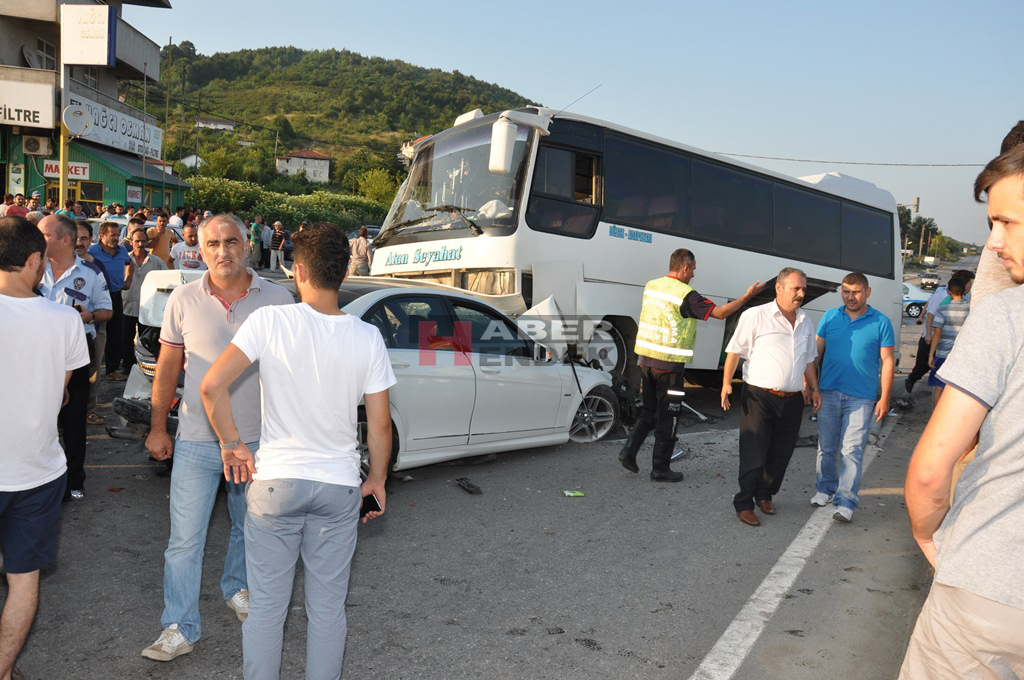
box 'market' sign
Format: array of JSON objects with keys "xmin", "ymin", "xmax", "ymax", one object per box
[{"xmin": 0, "ymin": 81, "xmax": 55, "ymax": 128}]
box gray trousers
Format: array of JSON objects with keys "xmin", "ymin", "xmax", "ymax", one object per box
[{"xmin": 243, "ymin": 478, "xmax": 361, "ymax": 680}]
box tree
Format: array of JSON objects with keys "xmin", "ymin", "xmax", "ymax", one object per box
[
  {"xmin": 357, "ymin": 169, "xmax": 399, "ymax": 204},
  {"xmin": 911, "ymin": 216, "xmax": 937, "ymax": 257},
  {"xmin": 898, "ymin": 205, "xmax": 912, "ymax": 250}
]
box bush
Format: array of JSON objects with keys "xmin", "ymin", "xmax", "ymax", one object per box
[{"xmin": 189, "ymin": 176, "xmax": 387, "ymax": 228}]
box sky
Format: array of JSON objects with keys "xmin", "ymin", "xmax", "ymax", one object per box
[{"xmin": 123, "ymin": 0, "xmax": 1024, "ymax": 245}]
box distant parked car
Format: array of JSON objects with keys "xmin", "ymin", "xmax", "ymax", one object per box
[
  {"xmin": 903, "ymin": 282, "xmax": 930, "ymax": 318},
  {"xmin": 919, "ymin": 270, "xmax": 941, "ymax": 290}
]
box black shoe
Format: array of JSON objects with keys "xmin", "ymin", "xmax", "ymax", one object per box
[
  {"xmin": 650, "ymin": 468, "xmax": 684, "ymax": 483},
  {"xmin": 650, "ymin": 439, "xmax": 684, "ymax": 483},
  {"xmin": 905, "ymin": 377, "xmax": 916, "ymax": 393},
  {"xmin": 618, "ymin": 448, "xmax": 640, "ymax": 473},
  {"xmin": 618, "ymin": 422, "xmax": 653, "ymax": 474}
]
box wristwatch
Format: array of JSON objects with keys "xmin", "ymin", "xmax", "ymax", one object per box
[{"xmin": 220, "ymin": 439, "xmax": 241, "ymax": 450}]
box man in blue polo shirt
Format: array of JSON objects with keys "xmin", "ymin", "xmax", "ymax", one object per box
[
  {"xmin": 89, "ymin": 221, "xmax": 132, "ymax": 381},
  {"xmin": 812, "ymin": 271, "xmax": 895, "ymax": 522}
]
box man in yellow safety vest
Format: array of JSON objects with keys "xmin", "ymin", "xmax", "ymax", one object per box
[{"xmin": 619, "ymin": 248, "xmax": 764, "ymax": 481}]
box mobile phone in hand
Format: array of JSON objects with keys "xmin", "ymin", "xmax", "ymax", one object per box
[{"xmin": 360, "ymin": 493, "xmax": 382, "ymax": 517}]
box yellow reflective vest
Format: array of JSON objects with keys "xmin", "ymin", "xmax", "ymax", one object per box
[{"xmin": 634, "ymin": 276, "xmax": 697, "ymax": 364}]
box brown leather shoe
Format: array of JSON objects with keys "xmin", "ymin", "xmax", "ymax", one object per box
[
  {"xmin": 736, "ymin": 510, "xmax": 761, "ymax": 526},
  {"xmin": 758, "ymin": 499, "xmax": 776, "ymax": 515}
]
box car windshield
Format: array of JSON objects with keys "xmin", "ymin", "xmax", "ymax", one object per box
[{"xmin": 375, "ymin": 119, "xmax": 533, "ymax": 248}]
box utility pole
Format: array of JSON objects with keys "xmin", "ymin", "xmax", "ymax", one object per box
[
  {"xmin": 194, "ymin": 89, "xmax": 201, "ymax": 175},
  {"xmin": 142, "ymin": 61, "xmax": 147, "ymax": 206},
  {"xmin": 178, "ymin": 64, "xmax": 187, "ymax": 156}
]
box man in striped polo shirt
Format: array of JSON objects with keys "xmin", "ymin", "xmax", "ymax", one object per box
[{"xmin": 927, "ymin": 273, "xmax": 971, "ymax": 409}]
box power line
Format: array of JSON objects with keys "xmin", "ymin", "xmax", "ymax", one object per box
[{"xmin": 714, "ymin": 152, "xmax": 984, "ymax": 168}]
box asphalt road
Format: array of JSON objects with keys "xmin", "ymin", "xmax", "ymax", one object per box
[{"xmin": 13, "ymin": 263, "xmax": 981, "ymax": 679}]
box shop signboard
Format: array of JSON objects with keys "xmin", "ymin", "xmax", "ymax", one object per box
[
  {"xmin": 67, "ymin": 92, "xmax": 163, "ymax": 160},
  {"xmin": 60, "ymin": 5, "xmax": 117, "ymax": 67},
  {"xmin": 43, "ymin": 160, "xmax": 90, "ymax": 180},
  {"xmin": 0, "ymin": 81, "xmax": 55, "ymax": 128}
]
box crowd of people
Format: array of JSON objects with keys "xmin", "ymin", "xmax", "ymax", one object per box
[{"xmin": 2, "ymin": 123, "xmax": 1024, "ymax": 679}]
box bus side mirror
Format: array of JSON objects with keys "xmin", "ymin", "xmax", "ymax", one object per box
[{"xmin": 489, "ymin": 118, "xmax": 517, "ymax": 174}]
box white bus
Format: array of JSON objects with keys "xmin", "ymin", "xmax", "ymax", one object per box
[{"xmin": 371, "ymin": 107, "xmax": 902, "ymax": 386}]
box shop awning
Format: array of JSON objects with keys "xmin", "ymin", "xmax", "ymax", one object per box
[{"xmin": 76, "ymin": 141, "xmax": 192, "ymax": 189}]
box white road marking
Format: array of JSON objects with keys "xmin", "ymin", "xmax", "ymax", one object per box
[{"xmin": 687, "ymin": 418, "xmax": 898, "ymax": 680}]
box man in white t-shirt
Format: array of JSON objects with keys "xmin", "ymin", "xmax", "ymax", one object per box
[
  {"xmin": 201, "ymin": 223, "xmax": 395, "ymax": 679},
  {"xmin": 0, "ymin": 216, "xmax": 90, "ymax": 679},
  {"xmin": 141, "ymin": 215, "xmax": 293, "ymax": 663},
  {"xmin": 168, "ymin": 206, "xmax": 185, "ymax": 229},
  {"xmin": 169, "ymin": 224, "xmax": 206, "ymax": 270}
]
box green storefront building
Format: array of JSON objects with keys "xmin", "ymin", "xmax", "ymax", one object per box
[{"xmin": 2, "ymin": 133, "xmax": 191, "ymax": 214}]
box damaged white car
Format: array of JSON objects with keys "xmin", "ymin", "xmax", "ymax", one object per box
[{"xmin": 114, "ymin": 273, "xmax": 619, "ymax": 473}]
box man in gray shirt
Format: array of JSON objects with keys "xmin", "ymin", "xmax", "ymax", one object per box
[
  {"xmin": 901, "ymin": 144, "xmax": 1024, "ymax": 677},
  {"xmin": 142, "ymin": 214, "xmax": 293, "ymax": 662}
]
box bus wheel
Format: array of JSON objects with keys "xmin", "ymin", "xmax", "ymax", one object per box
[{"xmin": 588, "ymin": 325, "xmax": 623, "ymax": 373}]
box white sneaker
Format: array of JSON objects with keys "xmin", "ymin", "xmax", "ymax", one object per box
[
  {"xmin": 810, "ymin": 492, "xmax": 831, "ymax": 507},
  {"xmin": 833, "ymin": 506, "xmax": 854, "ymax": 523},
  {"xmin": 141, "ymin": 624, "xmax": 194, "ymax": 661},
  {"xmin": 226, "ymin": 588, "xmax": 250, "ymax": 621}
]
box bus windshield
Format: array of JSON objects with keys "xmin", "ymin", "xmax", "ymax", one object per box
[{"xmin": 375, "ymin": 119, "xmax": 533, "ymax": 248}]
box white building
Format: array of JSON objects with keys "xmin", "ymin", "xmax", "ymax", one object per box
[
  {"xmin": 179, "ymin": 154, "xmax": 203, "ymax": 169},
  {"xmin": 196, "ymin": 115, "xmax": 235, "ymax": 131},
  {"xmin": 275, "ymin": 150, "xmax": 331, "ymax": 183}
]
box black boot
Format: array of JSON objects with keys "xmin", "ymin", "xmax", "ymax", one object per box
[
  {"xmin": 618, "ymin": 421, "xmax": 653, "ymax": 473},
  {"xmin": 650, "ymin": 439, "xmax": 684, "ymax": 482}
]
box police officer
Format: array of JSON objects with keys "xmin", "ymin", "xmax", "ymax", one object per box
[
  {"xmin": 619, "ymin": 248, "xmax": 763, "ymax": 481},
  {"xmin": 37, "ymin": 214, "xmax": 112, "ymax": 499}
]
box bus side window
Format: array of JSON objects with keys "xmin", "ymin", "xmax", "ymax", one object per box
[{"xmin": 526, "ymin": 145, "xmax": 601, "ymax": 239}]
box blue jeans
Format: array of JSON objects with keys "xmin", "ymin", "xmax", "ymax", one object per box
[
  {"xmin": 161, "ymin": 439, "xmax": 255, "ymax": 643},
  {"xmin": 815, "ymin": 390, "xmax": 874, "ymax": 511},
  {"xmin": 243, "ymin": 478, "xmax": 360, "ymax": 680}
]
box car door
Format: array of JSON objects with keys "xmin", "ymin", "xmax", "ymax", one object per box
[
  {"xmin": 362, "ymin": 295, "xmax": 475, "ymax": 451},
  {"xmin": 445, "ymin": 297, "xmax": 564, "ymax": 444}
]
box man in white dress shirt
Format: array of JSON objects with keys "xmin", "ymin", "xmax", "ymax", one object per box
[{"xmin": 722, "ymin": 268, "xmax": 821, "ymax": 526}]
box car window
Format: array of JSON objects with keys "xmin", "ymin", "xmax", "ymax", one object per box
[
  {"xmin": 364, "ymin": 306, "xmax": 396, "ymax": 348},
  {"xmin": 380, "ymin": 296, "xmax": 453, "ymax": 352},
  {"xmin": 450, "ymin": 301, "xmax": 530, "ymax": 357}
]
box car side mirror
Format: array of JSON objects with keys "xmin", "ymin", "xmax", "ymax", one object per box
[{"xmin": 533, "ymin": 341, "xmax": 551, "ymax": 363}]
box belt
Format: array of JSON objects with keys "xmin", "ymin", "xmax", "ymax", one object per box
[{"xmin": 758, "ymin": 386, "xmax": 801, "ymax": 398}]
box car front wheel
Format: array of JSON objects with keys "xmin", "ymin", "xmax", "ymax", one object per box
[
  {"xmin": 906, "ymin": 303, "xmax": 923, "ymax": 318},
  {"xmin": 569, "ymin": 385, "xmax": 619, "ymax": 443},
  {"xmin": 357, "ymin": 407, "xmax": 400, "ymax": 480}
]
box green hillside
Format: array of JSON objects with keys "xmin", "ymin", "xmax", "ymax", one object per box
[{"xmin": 119, "ymin": 43, "xmax": 536, "ymax": 192}]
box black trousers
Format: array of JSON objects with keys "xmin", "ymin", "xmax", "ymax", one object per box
[
  {"xmin": 59, "ymin": 335, "xmax": 94, "ymax": 492},
  {"xmin": 261, "ymin": 247, "xmax": 270, "ymax": 269},
  {"xmin": 122, "ymin": 314, "xmax": 138, "ymax": 371},
  {"xmin": 907, "ymin": 336, "xmax": 931, "ymax": 384},
  {"xmin": 637, "ymin": 367, "xmax": 685, "ymax": 446},
  {"xmin": 104, "ymin": 290, "xmax": 123, "ymax": 374},
  {"xmin": 734, "ymin": 384, "xmax": 804, "ymax": 511}
]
